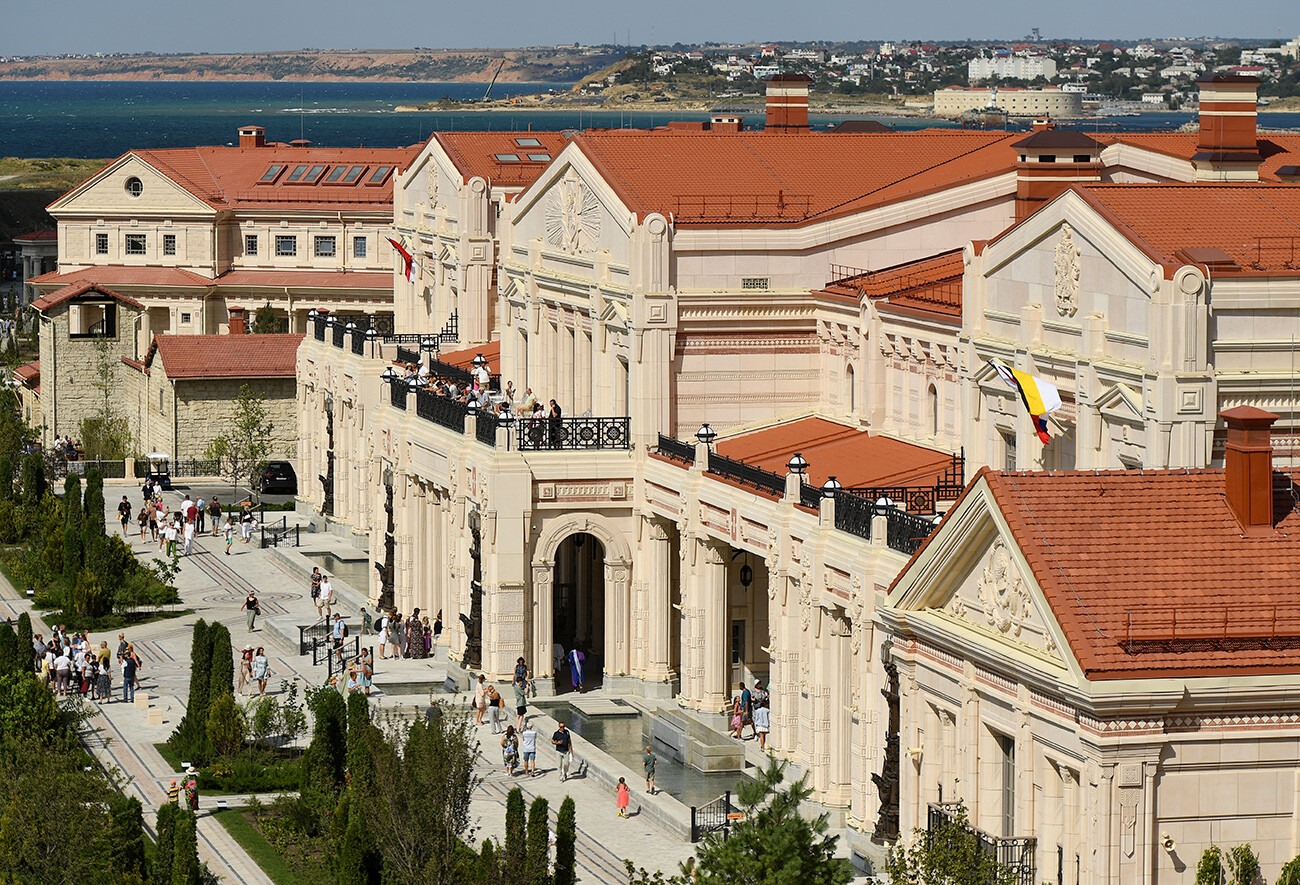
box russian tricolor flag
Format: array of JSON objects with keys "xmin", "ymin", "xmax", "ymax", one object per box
[{"xmin": 991, "ymin": 361, "xmax": 1062, "ymax": 444}]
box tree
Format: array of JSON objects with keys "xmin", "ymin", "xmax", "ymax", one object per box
[
  {"xmin": 206, "ymin": 622, "xmax": 233, "ymax": 702},
  {"xmin": 525, "ymin": 796, "xmax": 550, "ymax": 885},
  {"xmin": 0, "ymin": 627, "xmax": 20, "ymax": 681},
  {"xmin": 81, "ymin": 469, "xmax": 105, "ymax": 577},
  {"xmin": 692, "ymin": 759, "xmax": 852, "ymax": 885},
  {"xmin": 1197, "ymin": 846, "xmax": 1224, "ymax": 885},
  {"xmin": 0, "ymin": 457, "xmax": 12, "ymax": 503},
  {"xmin": 299, "ymin": 687, "xmax": 347, "ymax": 811},
  {"xmin": 79, "ymin": 333, "xmax": 132, "ymax": 461},
  {"xmin": 251, "ymin": 303, "xmax": 286, "ymax": 334},
  {"xmin": 169, "ymin": 620, "xmax": 212, "ymax": 764},
  {"xmin": 170, "ymin": 808, "xmax": 200, "ymax": 885},
  {"xmin": 886, "ymin": 802, "xmax": 1016, "ymax": 885},
  {"xmin": 554, "ymin": 797, "xmax": 576, "ymax": 885},
  {"xmin": 205, "ymin": 384, "xmax": 275, "ymax": 501},
  {"xmin": 347, "ymin": 690, "xmax": 376, "ymax": 793},
  {"xmin": 155, "ymin": 803, "xmax": 178, "ymax": 885},
  {"xmin": 206, "ymin": 692, "xmax": 246, "ymax": 758},
  {"xmin": 19, "ymin": 453, "xmax": 43, "ymax": 515},
  {"xmin": 14, "ymin": 615, "xmax": 31, "ymax": 672},
  {"xmin": 108, "ymin": 795, "xmax": 148, "ymax": 883},
  {"xmin": 505, "ymin": 787, "xmax": 526, "ymax": 872},
  {"xmin": 61, "ymin": 473, "xmax": 82, "ymax": 584},
  {"xmin": 1227, "ymin": 844, "xmax": 1261, "ymax": 885}
]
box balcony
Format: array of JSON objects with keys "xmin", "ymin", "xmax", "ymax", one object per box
[
  {"xmin": 516, "ymin": 416, "xmax": 631, "ymax": 451},
  {"xmin": 927, "ymin": 803, "xmax": 1035, "ymax": 885}
]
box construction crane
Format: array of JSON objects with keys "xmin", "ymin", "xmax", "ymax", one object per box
[{"xmin": 482, "ymin": 60, "xmax": 506, "ymax": 101}]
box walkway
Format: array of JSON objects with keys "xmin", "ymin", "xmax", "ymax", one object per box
[{"xmin": 0, "ymin": 482, "xmax": 702, "ymax": 884}]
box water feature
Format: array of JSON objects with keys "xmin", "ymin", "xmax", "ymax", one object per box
[
  {"xmin": 541, "ymin": 700, "xmax": 751, "ymax": 809},
  {"xmin": 304, "ymin": 551, "xmax": 371, "ymax": 595}
]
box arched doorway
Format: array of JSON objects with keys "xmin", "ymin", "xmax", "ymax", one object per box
[{"xmin": 553, "ymin": 532, "xmax": 605, "ymax": 692}]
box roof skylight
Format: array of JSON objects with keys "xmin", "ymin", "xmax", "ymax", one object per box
[
  {"xmin": 258, "ymin": 164, "xmax": 285, "ymax": 183},
  {"xmin": 495, "ymin": 154, "xmax": 521, "ymax": 163},
  {"xmin": 515, "ymin": 137, "xmax": 543, "ymax": 147},
  {"xmin": 526, "ymin": 153, "xmax": 552, "ymax": 162}
]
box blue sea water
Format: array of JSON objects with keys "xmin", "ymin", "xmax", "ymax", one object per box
[{"xmin": 0, "ymin": 80, "xmax": 1297, "ymax": 159}]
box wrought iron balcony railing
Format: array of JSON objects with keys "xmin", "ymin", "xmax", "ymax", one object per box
[{"xmin": 516, "ymin": 416, "xmax": 631, "ymax": 451}]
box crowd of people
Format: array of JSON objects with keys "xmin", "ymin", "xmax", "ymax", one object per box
[
  {"xmin": 34, "ymin": 627, "xmax": 144, "ymax": 704},
  {"xmin": 131, "ymin": 480, "xmax": 258, "ymax": 557}
]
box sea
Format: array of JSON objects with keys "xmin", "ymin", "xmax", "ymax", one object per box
[{"xmin": 1, "ymin": 80, "xmax": 1299, "ymax": 159}]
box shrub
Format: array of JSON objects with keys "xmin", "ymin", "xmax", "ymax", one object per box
[
  {"xmin": 1278, "ymin": 855, "xmax": 1300, "ymax": 885},
  {"xmin": 555, "ymin": 797, "xmax": 576, "ymax": 885},
  {"xmin": 1227, "ymin": 844, "xmax": 1261, "ymax": 885},
  {"xmin": 1197, "ymin": 847, "xmax": 1224, "ymax": 885},
  {"xmin": 206, "ymin": 692, "xmax": 246, "ymax": 758},
  {"xmin": 61, "ymin": 473, "xmax": 82, "ymax": 583},
  {"xmin": 207, "ymin": 622, "xmax": 233, "ymax": 702},
  {"xmin": 0, "ymin": 499, "xmax": 20, "ymax": 544}
]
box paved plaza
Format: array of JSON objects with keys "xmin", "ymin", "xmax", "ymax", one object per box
[{"xmin": 0, "ymin": 480, "xmax": 708, "ymax": 884}]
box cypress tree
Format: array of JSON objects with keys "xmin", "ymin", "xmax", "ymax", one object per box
[
  {"xmin": 154, "ymin": 803, "xmax": 177, "ymax": 885},
  {"xmin": 554, "ymin": 796, "xmax": 577, "ymax": 885},
  {"xmin": 171, "ymin": 808, "xmax": 200, "ymax": 885},
  {"xmin": 187, "ymin": 619, "xmax": 212, "ymax": 722},
  {"xmin": 505, "ymin": 787, "xmax": 527, "ymax": 872},
  {"xmin": 108, "ymin": 795, "xmax": 148, "ymax": 882},
  {"xmin": 338, "ymin": 798, "xmax": 381, "ymax": 885},
  {"xmin": 0, "ymin": 456, "xmax": 12, "ymax": 503},
  {"xmin": 82, "ymin": 469, "xmax": 105, "ymax": 579},
  {"xmin": 300, "ymin": 687, "xmax": 347, "ymax": 810},
  {"xmin": 20, "ymin": 452, "xmax": 44, "ymax": 512},
  {"xmin": 0, "ymin": 624, "xmax": 21, "ymax": 679},
  {"xmin": 15, "ymin": 613, "xmax": 32, "ymax": 672},
  {"xmin": 526, "ymin": 796, "xmax": 550, "ymax": 885},
  {"xmin": 206, "ymin": 621, "xmax": 234, "ymax": 702},
  {"xmin": 480, "ymin": 838, "xmax": 497, "ymax": 883},
  {"xmin": 61, "ymin": 473, "xmax": 83, "ymax": 584},
  {"xmin": 346, "ymin": 689, "xmax": 374, "ymax": 791}
]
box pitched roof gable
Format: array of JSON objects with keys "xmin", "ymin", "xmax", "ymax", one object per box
[
  {"xmin": 30, "ymin": 280, "xmax": 143, "ymax": 313},
  {"xmin": 144, "ymin": 333, "xmax": 304, "ymax": 379}
]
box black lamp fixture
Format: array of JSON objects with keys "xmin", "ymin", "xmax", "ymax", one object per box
[
  {"xmin": 740, "ymin": 554, "xmax": 753, "ymax": 588},
  {"xmin": 380, "ymin": 366, "xmax": 399, "ymax": 384},
  {"xmin": 420, "ymin": 336, "xmax": 436, "ymax": 352},
  {"xmin": 345, "ymin": 321, "xmax": 357, "ymax": 334},
  {"xmin": 787, "ymin": 452, "xmax": 809, "ymax": 475},
  {"xmin": 307, "ymin": 308, "xmax": 319, "ymax": 321},
  {"xmin": 695, "ymin": 423, "xmax": 717, "ymax": 448},
  {"xmin": 822, "ymin": 475, "xmax": 843, "ymax": 498},
  {"xmin": 573, "ymin": 533, "xmax": 586, "ymax": 549},
  {"xmin": 472, "ymin": 353, "xmax": 486, "ymax": 369}
]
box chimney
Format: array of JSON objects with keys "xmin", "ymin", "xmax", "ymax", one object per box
[
  {"xmin": 1031, "ymin": 117, "xmax": 1055, "ymax": 131},
  {"xmin": 1193, "ymin": 74, "xmax": 1261, "ymax": 181},
  {"xmin": 238, "ymin": 126, "xmax": 266, "ymax": 148},
  {"xmin": 1010, "ymin": 129, "xmax": 1102, "ymax": 222},
  {"xmin": 765, "ymin": 74, "xmax": 813, "ymax": 133},
  {"xmin": 1219, "ymin": 405, "xmax": 1278, "ymax": 535},
  {"xmin": 228, "ymin": 305, "xmax": 247, "ymax": 335}
]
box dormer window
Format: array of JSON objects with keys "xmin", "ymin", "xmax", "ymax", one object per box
[
  {"xmin": 365, "ymin": 166, "xmax": 394, "ymax": 185},
  {"xmin": 258, "ymin": 165, "xmax": 285, "ymax": 183}
]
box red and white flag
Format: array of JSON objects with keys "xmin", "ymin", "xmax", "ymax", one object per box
[{"xmin": 387, "ymin": 236, "xmax": 416, "ymax": 283}]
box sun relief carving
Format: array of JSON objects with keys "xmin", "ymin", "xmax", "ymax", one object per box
[
  {"xmin": 545, "ymin": 172, "xmax": 601, "ymax": 254},
  {"xmin": 977, "ymin": 539, "xmax": 1031, "ymax": 636},
  {"xmin": 1054, "ymin": 223, "xmax": 1081, "ymax": 318}
]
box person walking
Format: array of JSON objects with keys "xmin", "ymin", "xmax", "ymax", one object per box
[
  {"xmin": 167, "ymin": 779, "xmax": 181, "ymax": 805},
  {"xmin": 361, "ymin": 606, "xmax": 373, "ymax": 636},
  {"xmin": 501, "ymin": 726, "xmax": 519, "ymax": 776},
  {"xmin": 195, "ymin": 496, "xmax": 206, "ymax": 533},
  {"xmin": 117, "ymin": 496, "xmax": 132, "ymax": 536},
  {"xmin": 567, "ymin": 646, "xmax": 585, "ymax": 693},
  {"xmin": 520, "ymin": 720, "xmax": 538, "ymax": 777},
  {"xmin": 319, "ymin": 574, "xmax": 334, "ymax": 619},
  {"xmin": 739, "ymin": 681, "xmax": 754, "ymax": 739},
  {"xmin": 126, "ymin": 643, "xmax": 143, "ymax": 692},
  {"xmin": 644, "ymin": 745, "xmax": 657, "ymax": 794},
  {"xmin": 513, "ymin": 675, "xmax": 528, "ymax": 732},
  {"xmin": 310, "ymin": 567, "xmax": 323, "ymax": 616},
  {"xmin": 474, "ymin": 674, "xmax": 487, "ymax": 726},
  {"xmin": 183, "ymin": 767, "xmax": 199, "ymax": 812},
  {"xmin": 252, "ymin": 647, "xmax": 270, "ymax": 696},
  {"xmin": 376, "ymin": 610, "xmax": 390, "ymax": 660},
  {"xmin": 223, "ymin": 516, "xmax": 235, "ymax": 555},
  {"xmin": 730, "ymin": 693, "xmax": 744, "ymax": 740},
  {"xmin": 147, "ymin": 501, "xmax": 159, "ymax": 542},
  {"xmin": 121, "ymin": 649, "xmax": 137, "ymax": 703},
  {"xmin": 754, "ymin": 698, "xmax": 771, "ymax": 751},
  {"xmin": 484, "ymin": 683, "xmax": 502, "ymax": 733},
  {"xmin": 96, "ymin": 655, "xmax": 112, "ymax": 702},
  {"xmin": 240, "ymin": 505, "xmax": 254, "ymax": 543},
  {"xmin": 360, "ymin": 648, "xmax": 373, "ymax": 697},
  {"xmin": 137, "ymin": 506, "xmax": 149, "ymax": 542},
  {"xmin": 182, "ymin": 517, "xmax": 196, "ymax": 556},
  {"xmin": 433, "ymin": 610, "xmax": 443, "ymax": 648},
  {"xmin": 208, "ymin": 497, "xmax": 222, "ymax": 536},
  {"xmin": 616, "ymin": 777, "xmax": 631, "ymax": 818},
  {"xmin": 243, "ymin": 592, "xmax": 260, "ymax": 632},
  {"xmin": 238, "ymin": 648, "xmax": 252, "ymax": 696},
  {"xmin": 552, "ymin": 722, "xmax": 573, "ymax": 782}
]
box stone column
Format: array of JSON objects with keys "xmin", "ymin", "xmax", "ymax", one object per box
[
  {"xmin": 395, "ymin": 476, "xmax": 414, "ymax": 613},
  {"xmin": 698, "ymin": 538, "xmax": 729, "ymax": 713},
  {"xmin": 641, "ymin": 516, "xmax": 675, "ymax": 685},
  {"xmin": 767, "ymin": 570, "xmax": 801, "ymax": 758},
  {"xmin": 531, "ymin": 561, "xmax": 554, "ymax": 690},
  {"xmin": 604, "ymin": 559, "xmax": 631, "ymax": 679}
]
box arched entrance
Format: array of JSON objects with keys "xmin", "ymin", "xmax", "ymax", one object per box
[
  {"xmin": 530, "ymin": 514, "xmax": 633, "ymax": 696},
  {"xmin": 552, "ymin": 532, "xmax": 605, "ymax": 692}
]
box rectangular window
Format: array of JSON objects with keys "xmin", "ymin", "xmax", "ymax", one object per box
[
  {"xmin": 340, "ymin": 166, "xmax": 365, "ymax": 184},
  {"xmin": 95, "ymin": 233, "xmax": 108, "ymax": 255},
  {"xmin": 1038, "ymin": 154, "xmax": 1056, "ymax": 163},
  {"xmin": 180, "ymin": 312, "xmax": 192, "ymax": 324},
  {"xmin": 366, "ymin": 166, "xmax": 393, "ymax": 184},
  {"xmin": 244, "ymin": 234, "xmax": 258, "ymax": 256},
  {"xmin": 286, "ymin": 164, "xmax": 309, "ymax": 182},
  {"xmin": 353, "ymin": 237, "xmax": 367, "ymax": 258},
  {"xmin": 494, "ymin": 153, "xmax": 521, "ymax": 163},
  {"xmin": 124, "ymin": 234, "xmax": 146, "ymax": 255},
  {"xmin": 158, "ymin": 389, "xmax": 165, "ymax": 415},
  {"xmin": 515, "ymin": 137, "xmax": 543, "ymax": 147},
  {"xmin": 324, "ymin": 166, "xmax": 348, "ymax": 183},
  {"xmin": 1073, "ymin": 154, "xmax": 1091, "ymax": 163},
  {"xmin": 998, "ymin": 733, "xmax": 1015, "ymax": 837},
  {"xmin": 1001, "ymin": 429, "xmax": 1017, "ymax": 472},
  {"xmin": 275, "ymin": 235, "xmax": 297, "ymax": 257},
  {"xmin": 526, "ymin": 153, "xmax": 552, "ymax": 162},
  {"xmin": 163, "ymin": 234, "xmax": 176, "ymax": 256},
  {"xmin": 314, "ymin": 235, "xmax": 336, "ymax": 257},
  {"xmin": 741, "ymin": 277, "xmax": 769, "ymax": 290},
  {"xmin": 258, "ymin": 164, "xmax": 285, "ymax": 183}
]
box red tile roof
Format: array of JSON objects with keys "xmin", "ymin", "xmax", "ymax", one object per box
[
  {"xmin": 716, "ymin": 417, "xmax": 957, "ymax": 489},
  {"xmin": 1099, "ymin": 132, "xmax": 1300, "ymax": 182},
  {"xmin": 13, "ymin": 229, "xmax": 57, "ymax": 242},
  {"xmin": 1076, "ymin": 184, "xmax": 1300, "ymax": 276},
  {"xmin": 434, "ymin": 132, "xmax": 570, "ymax": 187},
  {"xmin": 212, "ymin": 269, "xmax": 393, "ymax": 291},
  {"xmin": 570, "ymin": 130, "xmax": 1021, "ymax": 227},
  {"xmin": 71, "ymin": 144, "xmax": 421, "ymax": 212},
  {"xmin": 437, "ymin": 340, "xmax": 501, "ymax": 371},
  {"xmin": 31, "ymin": 265, "xmax": 213, "ymax": 290},
  {"xmin": 823, "ymin": 249, "xmax": 964, "ymax": 317},
  {"xmin": 13, "ymin": 360, "xmax": 39, "ymax": 387},
  {"xmin": 959, "ymin": 467, "xmax": 1300, "ymax": 679},
  {"xmin": 144, "ymin": 333, "xmax": 304, "ymax": 379},
  {"xmin": 30, "ymin": 280, "xmax": 144, "ymax": 313}
]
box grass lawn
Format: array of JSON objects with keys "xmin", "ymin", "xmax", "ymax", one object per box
[
  {"xmin": 211, "ymin": 807, "xmax": 297, "ymax": 885},
  {"xmin": 0, "ymin": 157, "xmax": 109, "ymax": 191},
  {"xmin": 153, "ymin": 743, "xmax": 302, "ymax": 795},
  {"xmin": 154, "ymin": 742, "xmax": 183, "ymax": 771}
]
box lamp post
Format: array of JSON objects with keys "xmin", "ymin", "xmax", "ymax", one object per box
[
  {"xmin": 787, "ymin": 452, "xmax": 809, "ymax": 476},
  {"xmin": 380, "ymin": 366, "xmax": 398, "ymax": 384},
  {"xmin": 822, "ymin": 475, "xmax": 843, "ymax": 498},
  {"xmin": 695, "ymin": 423, "xmax": 717, "ymax": 449}
]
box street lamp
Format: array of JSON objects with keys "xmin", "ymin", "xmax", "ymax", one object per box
[
  {"xmin": 345, "ymin": 321, "xmax": 357, "ymax": 334},
  {"xmin": 380, "ymin": 366, "xmax": 399, "ymax": 384},
  {"xmin": 821, "ymin": 476, "xmax": 843, "ymax": 498},
  {"xmin": 420, "ymin": 336, "xmax": 436, "ymax": 352},
  {"xmin": 307, "ymin": 308, "xmax": 318, "ymax": 321},
  {"xmin": 786, "ymin": 452, "xmax": 809, "ymax": 475},
  {"xmin": 472, "ymin": 353, "xmax": 487, "ymax": 369},
  {"xmin": 695, "ymin": 423, "xmax": 717, "ymax": 448}
]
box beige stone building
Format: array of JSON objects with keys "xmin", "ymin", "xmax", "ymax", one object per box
[
  {"xmin": 934, "ymin": 86, "xmax": 1084, "ymax": 118},
  {"xmin": 878, "ymin": 408, "xmax": 1300, "ymax": 883}
]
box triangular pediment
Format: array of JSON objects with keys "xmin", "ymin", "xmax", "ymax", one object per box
[
  {"xmin": 597, "ymin": 299, "xmax": 628, "ymax": 329},
  {"xmin": 1096, "ymin": 382, "xmax": 1145, "ymax": 423},
  {"xmin": 888, "ymin": 478, "xmax": 1085, "ymax": 684},
  {"xmin": 49, "ymin": 154, "xmax": 215, "ymax": 217},
  {"xmin": 510, "ymin": 144, "xmax": 635, "ymax": 261}
]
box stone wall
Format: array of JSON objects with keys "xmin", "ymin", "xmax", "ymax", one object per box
[{"xmin": 173, "ymin": 377, "xmax": 299, "ymax": 462}]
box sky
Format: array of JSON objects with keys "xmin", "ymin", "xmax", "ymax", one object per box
[{"xmin": 1, "ymin": 0, "xmax": 1296, "ymax": 55}]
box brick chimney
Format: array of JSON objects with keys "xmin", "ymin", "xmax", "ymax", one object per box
[
  {"xmin": 228, "ymin": 305, "xmax": 247, "ymax": 335},
  {"xmin": 238, "ymin": 126, "xmax": 266, "ymax": 148},
  {"xmin": 1219, "ymin": 405, "xmax": 1278, "ymax": 535},
  {"xmin": 765, "ymin": 73, "xmax": 813, "ymax": 133},
  {"xmin": 1010, "ymin": 128, "xmax": 1102, "ymax": 222},
  {"xmin": 1193, "ymin": 74, "xmax": 1261, "ymax": 181}
]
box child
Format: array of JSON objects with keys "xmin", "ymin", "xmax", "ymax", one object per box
[
  {"xmin": 616, "ymin": 777, "xmax": 630, "ymax": 818},
  {"xmin": 223, "ymin": 516, "xmax": 235, "ymax": 555},
  {"xmin": 361, "ymin": 607, "xmax": 372, "ymax": 636}
]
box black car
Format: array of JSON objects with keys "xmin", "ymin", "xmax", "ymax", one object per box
[{"xmin": 260, "ymin": 461, "xmax": 298, "ymax": 495}]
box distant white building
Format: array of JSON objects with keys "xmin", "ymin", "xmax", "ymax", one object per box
[
  {"xmin": 1284, "ymin": 34, "xmax": 1300, "ymax": 58},
  {"xmin": 968, "ymin": 55, "xmax": 1057, "ymax": 83}
]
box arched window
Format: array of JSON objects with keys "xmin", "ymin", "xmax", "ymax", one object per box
[
  {"xmin": 845, "ymin": 364, "xmax": 856, "ymax": 414},
  {"xmin": 927, "ymin": 383, "xmax": 939, "ymax": 438}
]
